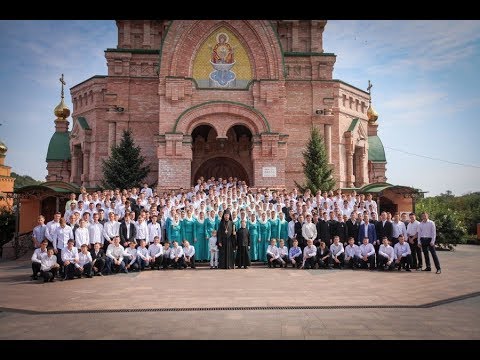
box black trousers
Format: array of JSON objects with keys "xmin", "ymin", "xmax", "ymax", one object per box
[
  {"xmin": 32, "ymin": 262, "xmax": 41, "ymax": 276},
  {"xmin": 80, "ymin": 263, "xmax": 93, "ymax": 276},
  {"xmin": 344, "ymin": 255, "xmax": 361, "ymax": 269},
  {"xmin": 304, "ymin": 256, "xmax": 317, "ymax": 269},
  {"xmin": 172, "ymin": 256, "xmax": 185, "ymax": 269},
  {"xmin": 64, "ymin": 263, "xmax": 77, "ymax": 279},
  {"xmin": 106, "ymin": 258, "xmax": 126, "ymax": 273},
  {"xmin": 421, "ymin": 238, "xmax": 441, "ymax": 270},
  {"xmin": 317, "ymin": 257, "xmax": 331, "ymax": 269},
  {"xmin": 150, "ymin": 255, "xmax": 164, "ymax": 269},
  {"xmin": 397, "ymin": 254, "xmax": 413, "ymax": 270},
  {"xmin": 377, "ymin": 255, "xmax": 395, "ymax": 270},
  {"xmin": 359, "ymin": 254, "xmax": 376, "ymax": 269},
  {"xmin": 267, "ymin": 254, "xmax": 281, "ymax": 268},
  {"xmin": 41, "ymin": 268, "xmax": 58, "ymax": 282},
  {"xmin": 330, "ymin": 253, "xmax": 345, "ymax": 268},
  {"xmin": 184, "ymin": 255, "xmax": 195, "ymax": 268},
  {"xmin": 93, "ymin": 258, "xmax": 105, "ymax": 274},
  {"xmin": 288, "ymin": 254, "xmax": 303, "ymax": 268},
  {"xmin": 279, "ymin": 255, "xmax": 288, "ymax": 268},
  {"xmin": 162, "ymin": 257, "xmax": 172, "ymax": 269},
  {"xmin": 409, "ymin": 239, "xmax": 423, "ymax": 269}
]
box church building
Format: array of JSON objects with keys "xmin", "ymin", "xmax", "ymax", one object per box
[{"xmin": 46, "ymin": 20, "xmax": 387, "ymax": 191}]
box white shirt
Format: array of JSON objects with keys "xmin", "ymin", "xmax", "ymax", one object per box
[
  {"xmin": 141, "ymin": 187, "xmax": 153, "ymax": 198},
  {"xmin": 266, "ymin": 245, "xmax": 279, "ymax": 259},
  {"xmin": 359, "ymin": 243, "xmax": 375, "ymax": 257},
  {"xmin": 209, "ymin": 236, "xmax": 218, "ymax": 251},
  {"xmin": 136, "ymin": 247, "xmax": 150, "ymax": 261},
  {"xmin": 148, "ymin": 222, "xmax": 161, "ymax": 243},
  {"xmin": 75, "ymin": 227, "xmax": 90, "ymax": 249},
  {"xmin": 344, "ymin": 244, "xmax": 359, "ymax": 259},
  {"xmin": 32, "ymin": 224, "xmax": 47, "ymax": 246},
  {"xmin": 170, "ymin": 246, "xmax": 184, "ymax": 259},
  {"xmin": 394, "ymin": 242, "xmax": 411, "ymax": 259},
  {"xmin": 41, "ymin": 254, "xmax": 58, "ymax": 272},
  {"xmin": 287, "ymin": 220, "xmax": 296, "ymax": 239},
  {"xmin": 417, "ymin": 220, "xmax": 436, "ymax": 245},
  {"xmin": 124, "ymin": 247, "xmax": 138, "ymax": 265},
  {"xmin": 330, "ymin": 243, "xmax": 344, "ymax": 257},
  {"xmin": 148, "ymin": 243, "xmax": 164, "ymax": 258},
  {"xmin": 392, "ymin": 221, "xmax": 407, "ymax": 239},
  {"xmin": 89, "ymin": 222, "xmax": 104, "ymax": 244},
  {"xmin": 54, "ymin": 226, "xmax": 74, "ymax": 251},
  {"xmin": 136, "ymin": 221, "xmax": 149, "ymax": 240},
  {"xmin": 106, "ymin": 244, "xmax": 124, "ymax": 261},
  {"xmin": 302, "ymin": 222, "xmax": 317, "ymax": 240},
  {"xmin": 184, "ymin": 246, "xmax": 196, "ymax": 258},
  {"xmin": 77, "ymin": 251, "xmax": 93, "ymax": 268},
  {"xmin": 103, "ymin": 221, "xmax": 120, "ymax": 242},
  {"xmin": 61, "ymin": 246, "xmax": 79, "ymax": 263},
  {"xmin": 278, "ymin": 245, "xmax": 288, "ymax": 257},
  {"xmin": 407, "ymin": 220, "xmax": 420, "ymax": 237},
  {"xmin": 31, "ymin": 247, "xmax": 48, "ymax": 263},
  {"xmin": 45, "ymin": 220, "xmax": 60, "ymax": 244},
  {"xmin": 378, "ymin": 244, "xmax": 395, "ymax": 261},
  {"xmin": 303, "ymin": 245, "xmax": 317, "ymax": 258}
]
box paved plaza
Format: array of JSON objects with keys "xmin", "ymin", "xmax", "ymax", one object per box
[{"xmin": 0, "ymin": 245, "xmax": 479, "ymax": 340}]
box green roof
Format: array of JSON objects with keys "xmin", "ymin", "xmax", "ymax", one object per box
[
  {"xmin": 77, "ymin": 117, "xmax": 91, "ymax": 130},
  {"xmin": 46, "ymin": 132, "xmax": 71, "ymax": 161},
  {"xmin": 360, "ymin": 182, "xmax": 393, "ymax": 193},
  {"xmin": 368, "ymin": 135, "xmax": 386, "ymax": 162}
]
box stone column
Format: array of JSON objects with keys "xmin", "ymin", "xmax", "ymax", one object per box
[
  {"xmin": 359, "ymin": 147, "xmax": 368, "ymax": 186},
  {"xmin": 324, "ymin": 124, "xmax": 332, "ymax": 164},
  {"xmin": 346, "ymin": 149, "xmax": 354, "ymax": 188},
  {"xmin": 70, "ymin": 152, "xmax": 78, "ymax": 184},
  {"xmin": 82, "ymin": 150, "xmax": 90, "ymax": 187}
]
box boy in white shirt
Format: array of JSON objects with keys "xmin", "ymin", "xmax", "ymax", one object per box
[
  {"xmin": 31, "ymin": 239, "xmax": 48, "ymax": 280},
  {"xmin": 148, "ymin": 236, "xmax": 164, "ymax": 270},
  {"xmin": 76, "ymin": 244, "xmax": 93, "ymax": 278},
  {"xmin": 266, "ymin": 239, "xmax": 280, "ymax": 268},
  {"xmin": 40, "ymin": 248, "xmax": 60, "ymax": 283},
  {"xmin": 378, "ymin": 236, "xmax": 395, "ymax": 271},
  {"xmin": 277, "ymin": 239, "xmax": 289, "ymax": 268},
  {"xmin": 124, "ymin": 241, "xmax": 140, "ymax": 272},
  {"xmin": 208, "ymin": 230, "xmax": 219, "ymax": 269},
  {"xmin": 136, "ymin": 240, "xmax": 151, "ymax": 271}
]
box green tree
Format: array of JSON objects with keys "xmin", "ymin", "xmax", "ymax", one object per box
[
  {"xmin": 102, "ymin": 130, "xmax": 151, "ymax": 190},
  {"xmin": 295, "ymin": 126, "xmax": 335, "ymax": 194},
  {"xmin": 11, "ymin": 172, "xmax": 42, "ymax": 189}
]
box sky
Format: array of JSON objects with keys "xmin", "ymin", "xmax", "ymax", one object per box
[{"xmin": 0, "ymin": 20, "xmax": 479, "ymax": 196}]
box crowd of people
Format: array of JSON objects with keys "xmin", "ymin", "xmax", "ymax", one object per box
[{"xmin": 29, "ymin": 176, "xmax": 442, "ymax": 283}]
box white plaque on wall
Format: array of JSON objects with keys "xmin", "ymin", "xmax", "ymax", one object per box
[{"xmin": 262, "ymin": 166, "xmax": 277, "ymax": 178}]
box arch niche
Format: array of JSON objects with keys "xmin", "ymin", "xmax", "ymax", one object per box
[{"xmin": 191, "ymin": 124, "xmax": 253, "ymax": 184}]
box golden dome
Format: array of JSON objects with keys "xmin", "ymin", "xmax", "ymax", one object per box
[
  {"xmin": 0, "ymin": 140, "xmax": 7, "ymax": 155},
  {"xmin": 367, "ymin": 103, "xmax": 378, "ymax": 123},
  {"xmin": 54, "ymin": 97, "xmax": 71, "ymax": 119}
]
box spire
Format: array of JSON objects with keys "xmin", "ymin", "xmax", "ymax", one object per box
[
  {"xmin": 367, "ymin": 79, "xmax": 378, "ymax": 124},
  {"xmin": 54, "ymin": 74, "xmax": 71, "ymax": 120}
]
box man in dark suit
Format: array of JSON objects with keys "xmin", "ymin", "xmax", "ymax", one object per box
[
  {"xmin": 282, "ymin": 200, "xmax": 295, "ymax": 222},
  {"xmin": 375, "ymin": 211, "xmax": 393, "ymax": 253},
  {"xmin": 90, "ymin": 242, "xmax": 106, "ymax": 276},
  {"xmin": 120, "ymin": 212, "xmax": 137, "ymax": 248},
  {"xmin": 235, "ymin": 220, "xmax": 251, "ymax": 269},
  {"xmin": 346, "ymin": 212, "xmax": 360, "ymax": 245},
  {"xmin": 317, "ymin": 212, "xmax": 331, "ymax": 246},
  {"xmin": 358, "ymin": 213, "xmax": 377, "ymax": 245}
]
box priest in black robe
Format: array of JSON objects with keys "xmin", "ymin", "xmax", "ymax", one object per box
[
  {"xmin": 235, "ymin": 219, "xmax": 251, "ymax": 269},
  {"xmin": 217, "ymin": 211, "xmax": 235, "ymax": 269}
]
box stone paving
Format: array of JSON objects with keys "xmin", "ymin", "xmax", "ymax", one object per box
[{"xmin": 0, "ymin": 245, "xmax": 479, "ymax": 339}]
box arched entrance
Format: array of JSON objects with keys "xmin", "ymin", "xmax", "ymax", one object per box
[
  {"xmin": 191, "ymin": 124, "xmax": 252, "ymax": 184},
  {"xmin": 194, "ymin": 157, "xmax": 249, "ymax": 184}
]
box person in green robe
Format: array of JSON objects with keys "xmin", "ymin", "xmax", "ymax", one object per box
[
  {"xmin": 182, "ymin": 209, "xmax": 195, "ymax": 248},
  {"xmin": 247, "ymin": 213, "xmax": 259, "ymax": 261},
  {"xmin": 278, "ymin": 211, "xmax": 289, "ymax": 249},
  {"xmin": 168, "ymin": 213, "xmax": 183, "ymax": 245},
  {"xmin": 258, "ymin": 212, "xmax": 271, "ymax": 263},
  {"xmin": 193, "ymin": 211, "xmax": 208, "ymax": 261}
]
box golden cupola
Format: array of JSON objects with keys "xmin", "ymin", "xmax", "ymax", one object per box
[{"xmin": 54, "ymin": 74, "xmax": 71, "ymax": 120}]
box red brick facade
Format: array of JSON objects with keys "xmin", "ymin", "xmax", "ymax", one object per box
[{"xmin": 51, "ymin": 20, "xmax": 387, "ymax": 191}]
